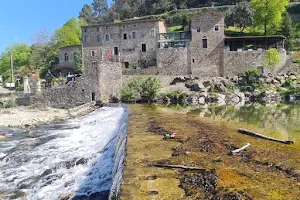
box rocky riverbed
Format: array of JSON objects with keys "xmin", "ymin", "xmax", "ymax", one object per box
[
  {"xmin": 157, "ymin": 72, "xmax": 300, "ymax": 106},
  {"xmin": 122, "ymin": 104, "xmax": 300, "ymax": 200}
]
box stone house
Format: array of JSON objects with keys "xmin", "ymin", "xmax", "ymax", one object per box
[
  {"xmin": 55, "ymin": 45, "xmax": 82, "ymax": 75},
  {"xmin": 45, "ymin": 9, "xmax": 288, "ymax": 107}
]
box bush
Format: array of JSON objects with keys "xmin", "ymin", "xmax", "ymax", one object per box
[
  {"xmin": 5, "ymin": 99, "xmax": 18, "ymax": 108},
  {"xmin": 121, "ymin": 76, "xmax": 161, "ymax": 102}
]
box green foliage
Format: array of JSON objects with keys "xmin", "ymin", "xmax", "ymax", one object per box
[
  {"xmin": 264, "ymin": 48, "xmax": 280, "ymax": 71},
  {"xmin": 121, "ymin": 77, "xmax": 161, "ymax": 102},
  {"xmin": 279, "ymin": 12, "xmax": 295, "ymax": 51},
  {"xmin": 239, "ymin": 68, "xmax": 264, "ymax": 92},
  {"xmin": 251, "ymin": 0, "xmax": 289, "ymax": 35},
  {"xmin": 168, "ymin": 25, "xmax": 183, "ymax": 32},
  {"xmin": 53, "ymin": 18, "xmax": 84, "ymax": 48},
  {"xmin": 4, "ymin": 99, "xmax": 18, "ymax": 108},
  {"xmin": 225, "ymin": 1, "xmax": 254, "ymax": 35},
  {"xmin": 74, "ymin": 50, "xmax": 83, "ymax": 73}
]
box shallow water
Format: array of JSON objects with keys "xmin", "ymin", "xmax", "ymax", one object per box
[
  {"xmin": 0, "ymin": 107, "xmax": 125, "ymax": 200},
  {"xmin": 184, "ymin": 103, "xmax": 300, "ymax": 146}
]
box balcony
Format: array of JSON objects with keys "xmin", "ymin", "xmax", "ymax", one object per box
[{"xmin": 159, "ymin": 31, "xmax": 191, "ymax": 42}]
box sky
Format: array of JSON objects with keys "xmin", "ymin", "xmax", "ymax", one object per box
[{"xmin": 0, "ymin": 0, "xmax": 112, "ymax": 54}]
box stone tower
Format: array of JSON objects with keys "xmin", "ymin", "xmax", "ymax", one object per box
[{"xmin": 188, "ymin": 10, "xmax": 225, "ymax": 77}]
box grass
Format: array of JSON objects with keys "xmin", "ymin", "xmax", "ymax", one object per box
[
  {"xmin": 168, "ymin": 25, "xmax": 183, "ymax": 32},
  {"xmin": 225, "ymin": 26, "xmax": 264, "ymax": 37}
]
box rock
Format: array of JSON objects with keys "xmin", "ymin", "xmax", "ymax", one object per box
[
  {"xmin": 234, "ymin": 91, "xmax": 245, "ymax": 100},
  {"xmin": 290, "ymin": 75, "xmax": 297, "ymax": 80},
  {"xmin": 0, "ymin": 135, "xmax": 6, "ymax": 141},
  {"xmin": 28, "ymin": 131, "xmax": 36, "ymax": 138},
  {"xmin": 41, "ymin": 169, "xmax": 52, "ymax": 177},
  {"xmin": 226, "ymin": 94, "xmax": 240, "ymax": 104},
  {"xmin": 185, "ymin": 82, "xmax": 202, "ymax": 92},
  {"xmin": 198, "ymin": 97, "xmax": 205, "ymax": 104},
  {"xmin": 215, "ymin": 84, "xmax": 227, "ymax": 93},
  {"xmin": 202, "ymin": 80, "xmax": 211, "ymax": 88},
  {"xmin": 244, "ymin": 92, "xmax": 252, "ymax": 98},
  {"xmin": 265, "ymin": 78, "xmax": 272, "ymax": 83},
  {"xmin": 60, "ymin": 193, "xmax": 75, "ymax": 200}
]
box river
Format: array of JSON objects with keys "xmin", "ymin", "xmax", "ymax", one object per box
[{"xmin": 0, "ymin": 107, "xmax": 127, "ymax": 200}]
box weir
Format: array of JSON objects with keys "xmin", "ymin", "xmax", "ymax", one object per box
[{"xmin": 0, "ymin": 106, "xmax": 128, "ymax": 200}]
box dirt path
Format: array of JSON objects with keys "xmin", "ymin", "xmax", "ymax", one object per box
[{"xmin": 121, "ymin": 104, "xmax": 300, "ymax": 200}]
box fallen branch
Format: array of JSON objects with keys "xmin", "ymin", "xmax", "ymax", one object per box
[
  {"xmin": 154, "ymin": 164, "xmax": 205, "ymax": 171},
  {"xmin": 230, "ymin": 143, "xmax": 251, "ymax": 155},
  {"xmin": 238, "ymin": 128, "xmax": 294, "ymax": 145}
]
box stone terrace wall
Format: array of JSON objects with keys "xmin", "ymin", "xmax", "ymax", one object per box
[
  {"xmin": 156, "ymin": 47, "xmax": 189, "ymax": 75},
  {"xmin": 122, "ymin": 75, "xmax": 177, "ymax": 87},
  {"xmin": 224, "ymin": 49, "xmax": 287, "ymax": 76},
  {"xmin": 43, "ymin": 77, "xmax": 92, "ymax": 108}
]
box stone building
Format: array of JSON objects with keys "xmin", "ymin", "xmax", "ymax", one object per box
[
  {"xmin": 55, "ymin": 45, "xmax": 82, "ymax": 74},
  {"xmin": 43, "ymin": 9, "xmax": 288, "ymax": 107}
]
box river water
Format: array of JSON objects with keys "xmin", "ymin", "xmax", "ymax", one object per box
[
  {"xmin": 0, "ymin": 107, "xmax": 126, "ymax": 200},
  {"xmin": 184, "ymin": 103, "xmax": 300, "ymax": 146}
]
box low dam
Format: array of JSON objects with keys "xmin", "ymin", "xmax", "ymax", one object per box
[{"xmin": 0, "ymin": 106, "xmax": 128, "ymax": 200}]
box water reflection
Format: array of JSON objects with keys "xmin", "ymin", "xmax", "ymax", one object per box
[{"xmin": 162, "ymin": 103, "xmax": 300, "ymax": 144}]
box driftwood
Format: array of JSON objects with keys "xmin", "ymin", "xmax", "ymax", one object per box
[
  {"xmin": 154, "ymin": 164, "xmax": 205, "ymax": 171},
  {"xmin": 230, "ymin": 143, "xmax": 251, "ymax": 155},
  {"xmin": 238, "ymin": 128, "xmax": 294, "ymax": 145}
]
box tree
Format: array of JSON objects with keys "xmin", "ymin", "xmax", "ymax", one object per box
[
  {"xmin": 279, "ymin": 11, "xmax": 295, "ymax": 52},
  {"xmin": 53, "ymin": 18, "xmax": 83, "ymax": 48},
  {"xmin": 92, "ymin": 0, "xmax": 108, "ymax": 17},
  {"xmin": 251, "ymin": 0, "xmax": 289, "ymax": 36},
  {"xmin": 225, "ymin": 1, "xmax": 254, "ymax": 35},
  {"xmin": 74, "ymin": 50, "xmax": 83, "ymax": 74},
  {"xmin": 264, "ymin": 48, "xmax": 280, "ymax": 72},
  {"xmin": 79, "ymin": 4, "xmax": 96, "ymax": 24}
]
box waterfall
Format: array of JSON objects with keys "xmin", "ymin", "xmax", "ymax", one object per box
[{"xmin": 0, "ymin": 106, "xmax": 128, "ymax": 200}]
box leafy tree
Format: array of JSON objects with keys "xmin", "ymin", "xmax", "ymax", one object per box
[
  {"xmin": 264, "ymin": 48, "xmax": 280, "ymax": 72},
  {"xmin": 74, "ymin": 50, "xmax": 83, "ymax": 74},
  {"xmin": 79, "ymin": 4, "xmax": 96, "ymax": 24},
  {"xmin": 225, "ymin": 1, "xmax": 254, "ymax": 35},
  {"xmin": 92, "ymin": 0, "xmax": 108, "ymax": 17},
  {"xmin": 279, "ymin": 11, "xmax": 295, "ymax": 52},
  {"xmin": 251, "ymin": 0, "xmax": 289, "ymax": 35}
]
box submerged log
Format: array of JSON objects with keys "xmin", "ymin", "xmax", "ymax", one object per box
[
  {"xmin": 230, "ymin": 143, "xmax": 251, "ymax": 155},
  {"xmin": 154, "ymin": 164, "xmax": 205, "ymax": 171},
  {"xmin": 238, "ymin": 128, "xmax": 294, "ymax": 145}
]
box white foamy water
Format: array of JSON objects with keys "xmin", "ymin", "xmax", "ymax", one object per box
[{"xmin": 0, "ymin": 107, "xmax": 127, "ymax": 200}]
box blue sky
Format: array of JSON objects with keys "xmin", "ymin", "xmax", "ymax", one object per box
[{"xmin": 0, "ymin": 0, "xmax": 112, "ymax": 54}]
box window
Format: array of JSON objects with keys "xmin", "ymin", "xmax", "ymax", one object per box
[
  {"xmin": 202, "ymin": 39, "xmax": 208, "ymax": 48},
  {"xmin": 133, "ymin": 25, "xmax": 136, "ymax": 28},
  {"xmin": 192, "ymin": 59, "xmax": 195, "ymax": 63},
  {"xmin": 97, "ymin": 35, "xmax": 101, "ymax": 42},
  {"xmin": 132, "ymin": 32, "xmax": 136, "ymax": 39},
  {"xmin": 105, "ymin": 26, "xmax": 109, "ymax": 29},
  {"xmin": 64, "ymin": 53, "xmax": 69, "ymax": 61},
  {"xmin": 124, "ymin": 62, "xmax": 129, "ymax": 68},
  {"xmin": 151, "ymin": 30, "xmax": 155, "ymax": 37},
  {"xmin": 142, "ymin": 44, "xmax": 146, "ymax": 52},
  {"xmin": 84, "ymin": 28, "xmax": 88, "ymax": 32},
  {"xmin": 215, "ymin": 25, "xmax": 219, "ymax": 31},
  {"xmin": 83, "ymin": 36, "xmax": 88, "ymax": 43},
  {"xmin": 91, "ymin": 50, "xmax": 96, "ymax": 58},
  {"xmin": 97, "ymin": 27, "xmax": 100, "ymax": 32},
  {"xmin": 106, "ymin": 34, "xmax": 110, "ymax": 41},
  {"xmin": 114, "ymin": 47, "xmax": 119, "ymax": 55},
  {"xmin": 197, "ymin": 27, "xmax": 201, "ymax": 32},
  {"xmin": 123, "ymin": 25, "xmax": 125, "ymax": 28},
  {"xmin": 123, "ymin": 33, "xmax": 127, "ymax": 40}
]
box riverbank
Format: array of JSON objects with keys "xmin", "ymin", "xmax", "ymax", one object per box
[
  {"xmin": 122, "ymin": 104, "xmax": 300, "ymax": 200},
  {"xmin": 0, "ymin": 102, "xmax": 96, "ymax": 128}
]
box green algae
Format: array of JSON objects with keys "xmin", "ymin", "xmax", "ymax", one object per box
[{"xmin": 121, "ymin": 104, "xmax": 300, "ymax": 200}]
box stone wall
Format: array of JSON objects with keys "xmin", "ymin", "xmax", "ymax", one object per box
[
  {"xmin": 224, "ymin": 49, "xmax": 287, "ymax": 76},
  {"xmin": 57, "ymin": 45, "xmax": 81, "ymax": 68},
  {"xmin": 156, "ymin": 47, "xmax": 189, "ymax": 75},
  {"xmin": 43, "ymin": 76, "xmax": 92, "ymax": 108},
  {"xmin": 82, "ymin": 19, "xmax": 167, "ymax": 68},
  {"xmin": 189, "ymin": 10, "xmax": 225, "ymax": 77}
]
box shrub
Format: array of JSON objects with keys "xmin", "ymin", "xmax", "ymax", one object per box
[
  {"xmin": 5, "ymin": 99, "xmax": 18, "ymax": 108},
  {"xmin": 121, "ymin": 76, "xmax": 161, "ymax": 102},
  {"xmin": 264, "ymin": 49, "xmax": 280, "ymax": 72}
]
